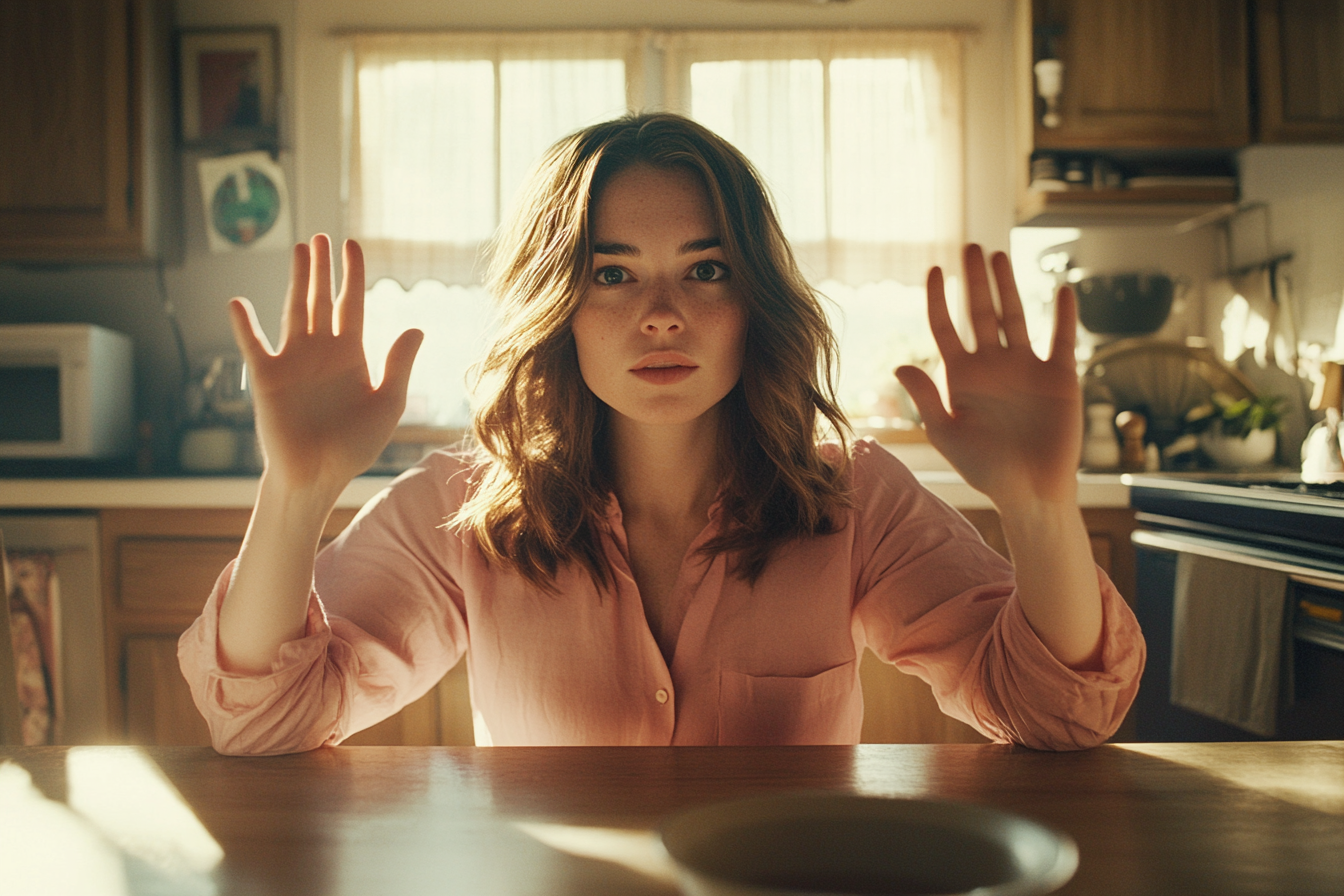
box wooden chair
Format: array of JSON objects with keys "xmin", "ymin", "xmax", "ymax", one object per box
[{"xmin": 0, "ymin": 530, "xmax": 27, "ymax": 744}]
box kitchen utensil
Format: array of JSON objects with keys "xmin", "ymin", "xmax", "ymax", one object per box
[
  {"xmin": 1081, "ymin": 403, "xmax": 1121, "ymax": 471},
  {"xmin": 1074, "ymin": 273, "xmax": 1174, "ymax": 336},
  {"xmin": 661, "ymin": 791, "xmax": 1077, "ymax": 896},
  {"xmin": 1081, "ymin": 338, "xmax": 1258, "ymax": 449}
]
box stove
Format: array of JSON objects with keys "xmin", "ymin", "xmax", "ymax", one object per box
[
  {"xmin": 1124, "ymin": 473, "xmax": 1344, "ymax": 742},
  {"xmin": 1125, "ymin": 474, "xmax": 1344, "ymax": 567}
]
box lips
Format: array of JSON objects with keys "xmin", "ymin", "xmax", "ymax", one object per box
[{"xmin": 632, "ymin": 352, "xmax": 697, "ymax": 385}]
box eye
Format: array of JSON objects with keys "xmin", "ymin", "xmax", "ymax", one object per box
[
  {"xmin": 690, "ymin": 260, "xmax": 729, "ymax": 282},
  {"xmin": 594, "ymin": 266, "xmax": 629, "ymax": 286}
]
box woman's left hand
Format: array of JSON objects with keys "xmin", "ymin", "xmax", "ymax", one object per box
[{"xmin": 895, "ymin": 244, "xmax": 1083, "ymax": 512}]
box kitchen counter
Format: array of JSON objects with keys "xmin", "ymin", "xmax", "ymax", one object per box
[{"xmin": 0, "ymin": 470, "xmax": 1131, "ymax": 510}]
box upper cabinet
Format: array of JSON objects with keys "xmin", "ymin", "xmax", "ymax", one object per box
[
  {"xmin": 1033, "ymin": 0, "xmax": 1251, "ymax": 149},
  {"xmin": 0, "ymin": 0, "xmax": 174, "ymax": 262},
  {"xmin": 1018, "ymin": 0, "xmax": 1344, "ymax": 225},
  {"xmin": 1256, "ymin": 0, "xmax": 1344, "ymax": 142}
]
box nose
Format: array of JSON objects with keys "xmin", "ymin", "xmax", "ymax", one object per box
[{"xmin": 639, "ymin": 282, "xmax": 685, "ymax": 335}]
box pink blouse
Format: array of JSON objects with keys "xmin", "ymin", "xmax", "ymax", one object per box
[{"xmin": 178, "ymin": 439, "xmax": 1144, "ymax": 754}]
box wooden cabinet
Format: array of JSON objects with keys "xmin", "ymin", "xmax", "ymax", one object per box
[
  {"xmin": 0, "ymin": 0, "xmax": 173, "ymax": 260},
  {"xmin": 100, "ymin": 508, "xmax": 473, "ymax": 747},
  {"xmin": 859, "ymin": 507, "xmax": 1139, "ymax": 744},
  {"xmin": 1031, "ymin": 0, "xmax": 1251, "ymax": 149},
  {"xmin": 1255, "ymin": 0, "xmax": 1344, "ymax": 142}
]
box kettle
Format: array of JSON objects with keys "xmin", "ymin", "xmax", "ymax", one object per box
[{"xmin": 1302, "ymin": 361, "xmax": 1344, "ymax": 483}]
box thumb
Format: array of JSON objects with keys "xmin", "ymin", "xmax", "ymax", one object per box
[
  {"xmin": 377, "ymin": 328, "xmax": 425, "ymax": 401},
  {"xmin": 894, "ymin": 365, "xmax": 951, "ymax": 437},
  {"xmin": 227, "ymin": 297, "xmax": 274, "ymax": 367}
]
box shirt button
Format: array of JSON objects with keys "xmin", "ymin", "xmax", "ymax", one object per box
[{"xmin": 655, "ymin": 688, "xmax": 669, "ymax": 704}]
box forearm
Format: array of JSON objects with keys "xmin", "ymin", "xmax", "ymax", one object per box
[
  {"xmin": 996, "ymin": 498, "xmax": 1105, "ymax": 671},
  {"xmin": 217, "ymin": 473, "xmax": 345, "ymax": 674}
]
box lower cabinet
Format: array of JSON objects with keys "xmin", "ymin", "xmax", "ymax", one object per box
[{"xmin": 102, "ymin": 505, "xmax": 1136, "ymax": 747}]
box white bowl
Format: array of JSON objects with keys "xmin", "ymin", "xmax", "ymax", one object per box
[
  {"xmin": 661, "ymin": 791, "xmax": 1078, "ymax": 896},
  {"xmin": 1200, "ymin": 427, "xmax": 1277, "ymax": 470}
]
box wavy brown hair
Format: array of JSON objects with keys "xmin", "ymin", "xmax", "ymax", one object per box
[{"xmin": 452, "ymin": 112, "xmax": 852, "ymax": 590}]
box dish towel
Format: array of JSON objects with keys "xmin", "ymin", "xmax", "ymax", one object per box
[{"xmin": 1170, "ymin": 553, "xmax": 1291, "ymax": 737}]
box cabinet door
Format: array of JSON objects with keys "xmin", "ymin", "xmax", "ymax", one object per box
[
  {"xmin": 0, "ymin": 0, "xmax": 154, "ymax": 259},
  {"xmin": 1256, "ymin": 0, "xmax": 1344, "ymax": 142},
  {"xmin": 1033, "ymin": 0, "xmax": 1250, "ymax": 148}
]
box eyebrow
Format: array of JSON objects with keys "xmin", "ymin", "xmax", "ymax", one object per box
[{"xmin": 592, "ymin": 237, "xmax": 722, "ymax": 257}]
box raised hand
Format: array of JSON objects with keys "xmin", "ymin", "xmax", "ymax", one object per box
[
  {"xmin": 228, "ymin": 235, "xmax": 424, "ymax": 495},
  {"xmin": 895, "ymin": 244, "xmax": 1083, "ymax": 512}
]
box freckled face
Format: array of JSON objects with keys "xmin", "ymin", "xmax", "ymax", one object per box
[{"xmin": 571, "ymin": 164, "xmax": 748, "ymax": 429}]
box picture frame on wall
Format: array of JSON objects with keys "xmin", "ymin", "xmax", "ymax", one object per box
[{"xmin": 177, "ymin": 27, "xmax": 279, "ymax": 146}]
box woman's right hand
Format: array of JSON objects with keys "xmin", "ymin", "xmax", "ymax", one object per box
[{"xmin": 228, "ymin": 234, "xmax": 423, "ymax": 497}]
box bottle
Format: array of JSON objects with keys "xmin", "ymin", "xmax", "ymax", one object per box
[{"xmin": 1081, "ymin": 403, "xmax": 1121, "ymax": 471}]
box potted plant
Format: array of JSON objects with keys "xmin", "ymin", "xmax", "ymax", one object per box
[{"xmin": 1186, "ymin": 393, "xmax": 1283, "ymax": 469}]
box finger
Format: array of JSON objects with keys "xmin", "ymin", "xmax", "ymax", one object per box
[
  {"xmin": 925, "ymin": 266, "xmax": 967, "ymax": 362},
  {"xmin": 279, "ymin": 242, "xmax": 310, "ymax": 348},
  {"xmin": 377, "ymin": 328, "xmax": 425, "ymax": 399},
  {"xmin": 227, "ymin": 297, "xmax": 276, "ymax": 365},
  {"xmin": 962, "ymin": 243, "xmax": 1001, "ymax": 352},
  {"xmin": 336, "ymin": 239, "xmax": 366, "ymax": 342},
  {"xmin": 1049, "ymin": 283, "xmax": 1079, "ymax": 363},
  {"xmin": 895, "ymin": 365, "xmax": 952, "ymax": 437},
  {"xmin": 308, "ymin": 234, "xmax": 334, "ymax": 336},
  {"xmin": 990, "ymin": 251, "xmax": 1031, "ymax": 348}
]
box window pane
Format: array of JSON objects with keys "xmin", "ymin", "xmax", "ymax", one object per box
[
  {"xmin": 499, "ymin": 59, "xmax": 628, "ymax": 214},
  {"xmin": 829, "ymin": 57, "xmax": 939, "ymax": 242},
  {"xmin": 358, "ymin": 59, "xmax": 495, "ymax": 242},
  {"xmin": 689, "ymin": 60, "xmax": 826, "ymax": 242},
  {"xmin": 363, "ymin": 278, "xmax": 499, "ymax": 428}
]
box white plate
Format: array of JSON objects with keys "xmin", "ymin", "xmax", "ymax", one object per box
[{"xmin": 661, "ymin": 791, "xmax": 1078, "ymax": 896}]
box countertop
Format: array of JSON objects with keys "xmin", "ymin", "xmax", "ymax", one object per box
[{"xmin": 0, "ymin": 470, "xmax": 1131, "ymax": 510}]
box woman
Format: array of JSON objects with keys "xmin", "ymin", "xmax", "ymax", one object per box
[{"xmin": 180, "ymin": 113, "xmax": 1143, "ymax": 753}]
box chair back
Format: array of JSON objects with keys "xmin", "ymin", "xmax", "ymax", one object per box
[{"xmin": 0, "ymin": 530, "xmax": 26, "ymax": 744}]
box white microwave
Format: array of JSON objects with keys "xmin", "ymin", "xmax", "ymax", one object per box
[{"xmin": 0, "ymin": 323, "xmax": 135, "ymax": 458}]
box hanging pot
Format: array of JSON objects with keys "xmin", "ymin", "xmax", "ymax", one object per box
[{"xmin": 1074, "ymin": 273, "xmax": 1175, "ymax": 336}]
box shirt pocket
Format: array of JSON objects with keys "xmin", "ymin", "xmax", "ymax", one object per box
[{"xmin": 717, "ymin": 660, "xmax": 861, "ymax": 745}]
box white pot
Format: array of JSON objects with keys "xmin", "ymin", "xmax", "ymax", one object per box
[{"xmin": 1200, "ymin": 426, "xmax": 1277, "ymax": 470}]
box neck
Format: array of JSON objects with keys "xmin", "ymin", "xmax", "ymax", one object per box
[{"xmin": 607, "ymin": 409, "xmax": 725, "ymax": 524}]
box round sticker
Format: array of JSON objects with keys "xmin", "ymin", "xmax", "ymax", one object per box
[{"xmin": 210, "ymin": 166, "xmax": 281, "ymax": 245}]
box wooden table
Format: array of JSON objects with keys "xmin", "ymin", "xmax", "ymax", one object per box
[{"xmin": 3, "ymin": 742, "xmax": 1341, "ymax": 895}]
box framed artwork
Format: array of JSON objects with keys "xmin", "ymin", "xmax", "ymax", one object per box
[{"xmin": 177, "ymin": 28, "xmax": 279, "ymax": 145}]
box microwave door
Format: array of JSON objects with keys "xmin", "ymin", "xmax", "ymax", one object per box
[{"xmin": 0, "ymin": 363, "xmax": 63, "ymax": 444}]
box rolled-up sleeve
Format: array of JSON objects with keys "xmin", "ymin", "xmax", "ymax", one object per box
[
  {"xmin": 177, "ymin": 453, "xmax": 474, "ymax": 755},
  {"xmin": 851, "ymin": 443, "xmax": 1145, "ymax": 751}
]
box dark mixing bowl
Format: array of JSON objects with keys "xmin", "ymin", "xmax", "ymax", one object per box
[{"xmin": 1075, "ymin": 273, "xmax": 1174, "ymax": 335}]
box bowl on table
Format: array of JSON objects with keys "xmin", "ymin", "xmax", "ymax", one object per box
[{"xmin": 660, "ymin": 791, "xmax": 1077, "ymax": 896}]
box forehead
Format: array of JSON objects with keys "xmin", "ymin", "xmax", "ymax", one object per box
[{"xmin": 590, "ymin": 164, "xmax": 718, "ymax": 238}]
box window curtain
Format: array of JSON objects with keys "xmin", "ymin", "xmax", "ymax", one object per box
[
  {"xmin": 661, "ymin": 30, "xmax": 964, "ymax": 288},
  {"xmin": 347, "ymin": 31, "xmax": 640, "ymax": 286}
]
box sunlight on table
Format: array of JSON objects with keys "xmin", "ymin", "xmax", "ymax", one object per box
[
  {"xmin": 513, "ymin": 821, "xmax": 678, "ymax": 885},
  {"xmin": 1116, "ymin": 742, "xmax": 1344, "ymax": 815},
  {"xmin": 0, "ymin": 760, "xmax": 127, "ymax": 896},
  {"xmin": 67, "ymin": 746, "xmax": 224, "ymax": 893}
]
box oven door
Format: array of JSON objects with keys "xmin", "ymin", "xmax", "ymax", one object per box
[{"xmin": 1132, "ymin": 528, "xmax": 1344, "ymax": 742}]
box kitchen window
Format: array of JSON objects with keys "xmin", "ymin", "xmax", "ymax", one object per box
[{"xmin": 344, "ymin": 30, "xmax": 964, "ymax": 430}]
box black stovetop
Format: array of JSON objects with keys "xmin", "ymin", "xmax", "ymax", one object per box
[{"xmin": 1126, "ymin": 474, "xmax": 1344, "ymax": 565}]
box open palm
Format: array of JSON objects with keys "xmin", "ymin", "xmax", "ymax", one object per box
[
  {"xmin": 228, "ymin": 235, "xmax": 423, "ymax": 494},
  {"xmin": 895, "ymin": 245, "xmax": 1083, "ymax": 512}
]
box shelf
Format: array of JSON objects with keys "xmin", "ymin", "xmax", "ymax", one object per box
[{"xmin": 1016, "ymin": 186, "xmax": 1238, "ymax": 228}]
